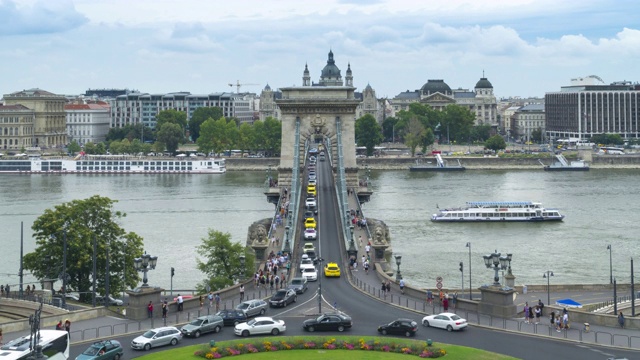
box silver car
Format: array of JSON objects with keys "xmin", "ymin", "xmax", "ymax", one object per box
[
  {"xmin": 180, "ymin": 315, "xmax": 224, "ymax": 338},
  {"xmin": 131, "ymin": 326, "xmax": 182, "ymax": 351},
  {"xmin": 236, "ymin": 299, "xmax": 268, "ymax": 317}
]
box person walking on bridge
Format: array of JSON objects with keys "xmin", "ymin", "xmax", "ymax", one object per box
[{"xmin": 618, "ymin": 311, "xmax": 625, "ymax": 328}]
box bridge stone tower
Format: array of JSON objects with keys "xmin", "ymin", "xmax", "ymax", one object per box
[{"xmin": 276, "ymin": 51, "xmax": 361, "ymax": 188}]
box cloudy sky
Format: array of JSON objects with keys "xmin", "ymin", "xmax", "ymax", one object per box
[{"xmin": 1, "ymin": 0, "xmax": 639, "ymax": 99}]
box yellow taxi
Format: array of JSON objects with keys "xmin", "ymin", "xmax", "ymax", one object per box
[
  {"xmin": 324, "ymin": 262, "xmax": 341, "ymax": 277},
  {"xmin": 307, "ymin": 185, "xmax": 316, "ymax": 196},
  {"xmin": 304, "ymin": 218, "xmax": 317, "ymax": 229}
]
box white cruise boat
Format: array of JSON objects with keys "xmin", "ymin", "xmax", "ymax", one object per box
[
  {"xmin": 431, "ymin": 201, "xmax": 564, "ymax": 222},
  {"xmin": 0, "ymin": 155, "xmax": 226, "ymax": 174}
]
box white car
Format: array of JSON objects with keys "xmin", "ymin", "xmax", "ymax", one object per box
[
  {"xmin": 300, "ymin": 257, "xmax": 315, "ymax": 272},
  {"xmin": 131, "ymin": 326, "xmax": 183, "ymax": 350},
  {"xmin": 301, "ymin": 267, "xmax": 318, "ymax": 282},
  {"xmin": 422, "ymin": 312, "xmax": 468, "ymax": 332},
  {"xmin": 305, "ymin": 198, "xmax": 317, "ymax": 208},
  {"xmin": 303, "ymin": 242, "xmax": 315, "ymax": 253},
  {"xmin": 303, "ymin": 229, "xmax": 317, "ymax": 240},
  {"xmin": 234, "ymin": 316, "xmax": 286, "ymax": 337},
  {"xmin": 308, "ymin": 179, "xmax": 317, "ymax": 185}
]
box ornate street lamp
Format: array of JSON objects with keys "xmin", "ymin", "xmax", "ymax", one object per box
[
  {"xmin": 466, "ymin": 242, "xmax": 471, "ymax": 299},
  {"xmin": 395, "ymin": 255, "xmax": 402, "ymax": 282},
  {"xmin": 483, "ymin": 250, "xmax": 509, "ymax": 286},
  {"xmin": 543, "ymin": 271, "xmax": 554, "ymax": 306},
  {"xmin": 607, "ymin": 245, "xmax": 612, "ymax": 284},
  {"xmin": 348, "ymin": 225, "xmax": 357, "ymax": 258},
  {"xmin": 134, "ymin": 252, "xmax": 158, "ymax": 287},
  {"xmin": 283, "ymin": 226, "xmax": 291, "ymax": 255},
  {"xmin": 239, "ymin": 254, "xmax": 246, "ymax": 280}
]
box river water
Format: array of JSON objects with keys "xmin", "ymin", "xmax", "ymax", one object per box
[{"xmin": 1, "ymin": 170, "xmax": 639, "ymax": 291}]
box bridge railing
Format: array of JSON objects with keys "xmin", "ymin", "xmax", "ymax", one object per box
[
  {"xmin": 334, "ymin": 117, "xmax": 350, "ymax": 252},
  {"xmin": 281, "ymin": 116, "xmax": 303, "ymax": 254}
]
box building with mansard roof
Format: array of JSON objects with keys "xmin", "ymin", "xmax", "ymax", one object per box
[{"xmin": 389, "ymin": 76, "xmax": 498, "ymax": 130}]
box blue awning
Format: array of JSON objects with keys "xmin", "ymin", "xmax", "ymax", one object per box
[{"xmin": 556, "ymin": 298, "xmax": 582, "ymax": 308}]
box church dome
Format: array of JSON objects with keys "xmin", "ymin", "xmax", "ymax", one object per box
[
  {"xmin": 320, "ymin": 50, "xmax": 341, "ymax": 79},
  {"xmin": 475, "ymin": 77, "xmax": 493, "ymax": 89},
  {"xmin": 421, "ymin": 79, "xmax": 452, "ymax": 95},
  {"xmin": 264, "ymin": 84, "xmax": 271, "ymax": 91}
]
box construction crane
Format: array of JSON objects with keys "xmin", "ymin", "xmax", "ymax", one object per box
[{"xmin": 228, "ymin": 80, "xmax": 260, "ymax": 93}]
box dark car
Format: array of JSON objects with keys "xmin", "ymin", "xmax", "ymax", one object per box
[
  {"xmin": 287, "ymin": 277, "xmax": 308, "ymax": 294},
  {"xmin": 180, "ymin": 315, "xmax": 224, "ymax": 338},
  {"xmin": 301, "ymin": 210, "xmax": 314, "ymax": 223},
  {"xmin": 269, "ymin": 289, "xmax": 297, "ymax": 308},
  {"xmin": 75, "ymin": 340, "xmax": 123, "ymax": 360},
  {"xmin": 377, "ymin": 318, "xmax": 418, "ymax": 337},
  {"xmin": 216, "ymin": 309, "xmax": 248, "ymax": 326},
  {"xmin": 303, "ymin": 313, "xmax": 352, "ymax": 332}
]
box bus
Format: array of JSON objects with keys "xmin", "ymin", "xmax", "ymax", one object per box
[
  {"xmin": 599, "ymin": 147, "xmax": 625, "ymax": 155},
  {"xmin": 0, "ymin": 330, "xmax": 70, "ymax": 359}
]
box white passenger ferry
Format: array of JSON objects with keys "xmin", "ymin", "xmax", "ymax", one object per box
[
  {"xmin": 431, "ymin": 201, "xmax": 564, "ymax": 222},
  {"xmin": 0, "ymin": 155, "xmax": 226, "ymax": 174}
]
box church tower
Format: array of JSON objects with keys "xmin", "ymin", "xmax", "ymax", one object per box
[
  {"xmin": 302, "ymin": 63, "xmax": 311, "ymax": 86},
  {"xmin": 318, "ymin": 50, "xmax": 343, "ymax": 86},
  {"xmin": 345, "ymin": 63, "xmax": 353, "ymax": 87}
]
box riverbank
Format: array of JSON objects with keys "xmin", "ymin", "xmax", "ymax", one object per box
[{"xmin": 226, "ymin": 154, "xmax": 640, "ymax": 171}]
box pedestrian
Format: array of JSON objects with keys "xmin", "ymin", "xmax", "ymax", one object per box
[
  {"xmin": 365, "ymin": 244, "xmax": 370, "ymax": 256},
  {"xmin": 385, "ymin": 280, "xmax": 391, "ymax": 294},
  {"xmin": 208, "ymin": 291, "xmax": 213, "ymax": 307},
  {"xmin": 618, "ymin": 311, "xmax": 625, "ymax": 328},
  {"xmin": 275, "ymin": 274, "xmax": 280, "ymax": 289},
  {"xmin": 549, "ymin": 311, "xmax": 555, "ymax": 328},
  {"xmin": 162, "ymin": 300, "xmax": 168, "ymax": 319},
  {"xmin": 439, "ymin": 291, "xmax": 444, "ymax": 304},
  {"xmin": 1, "ymin": 285, "xmax": 3, "ymax": 297},
  {"xmin": 443, "ymin": 296, "xmax": 449, "ymax": 311},
  {"xmin": 286, "ymin": 262, "xmax": 291, "ymax": 274},
  {"xmin": 361, "ymin": 255, "xmax": 366, "ymax": 267},
  {"xmin": 199, "ymin": 295, "xmax": 204, "ymax": 310},
  {"xmin": 147, "ymin": 301, "xmax": 154, "ymax": 318},
  {"xmin": 269, "ymin": 275, "xmax": 274, "ymax": 289},
  {"xmin": 358, "ymin": 235, "xmax": 363, "ymax": 245},
  {"xmin": 452, "ymin": 292, "xmax": 458, "ymax": 309},
  {"xmin": 0, "ymin": 328, "xmax": 3, "ymax": 345},
  {"xmin": 528, "ymin": 305, "xmax": 534, "ymax": 323},
  {"xmin": 555, "ymin": 315, "xmax": 562, "ymax": 332},
  {"xmin": 399, "ymin": 278, "xmax": 405, "ymax": 294},
  {"xmin": 55, "ymin": 320, "xmax": 63, "ymax": 330},
  {"xmin": 64, "ymin": 319, "xmax": 71, "ymax": 333},
  {"xmin": 364, "ymin": 260, "xmax": 369, "ymax": 274},
  {"xmin": 280, "ymin": 272, "xmax": 286, "ymax": 287},
  {"xmin": 562, "ymin": 311, "xmax": 569, "ymax": 329},
  {"xmin": 538, "ymin": 299, "xmax": 544, "ymax": 310},
  {"xmin": 177, "ymin": 294, "xmax": 184, "ymax": 312},
  {"xmin": 427, "ymin": 290, "xmax": 433, "ymax": 305},
  {"xmin": 381, "ymin": 281, "xmax": 386, "ymax": 296},
  {"xmin": 524, "ymin": 302, "xmax": 530, "ymax": 324},
  {"xmin": 534, "ymin": 305, "xmax": 541, "ymax": 323}
]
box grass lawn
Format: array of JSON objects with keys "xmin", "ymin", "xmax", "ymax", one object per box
[{"xmin": 135, "ymin": 336, "xmax": 519, "ymax": 360}]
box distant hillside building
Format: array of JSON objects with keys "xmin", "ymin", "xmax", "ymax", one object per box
[
  {"xmin": 65, "ymin": 102, "xmax": 111, "ymax": 145},
  {"xmin": 2, "ymin": 88, "xmax": 66, "ymax": 149},
  {"xmin": 390, "ymin": 76, "xmax": 498, "ymax": 129},
  {"xmin": 110, "ymin": 92, "xmax": 255, "ymax": 129},
  {"xmin": 545, "ymin": 79, "xmax": 640, "ymax": 141},
  {"xmin": 85, "ymin": 88, "xmax": 132, "ymax": 99}
]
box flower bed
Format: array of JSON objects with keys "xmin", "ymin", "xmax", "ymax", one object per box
[{"xmin": 194, "ymin": 337, "xmax": 446, "ymax": 358}]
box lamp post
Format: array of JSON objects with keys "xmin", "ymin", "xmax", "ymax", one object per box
[
  {"xmin": 133, "ymin": 252, "xmax": 158, "ymax": 287},
  {"xmin": 283, "ymin": 225, "xmax": 291, "ymax": 255},
  {"xmin": 466, "ymin": 242, "xmax": 471, "ymax": 299},
  {"xmin": 239, "ymin": 254, "xmax": 246, "ymax": 281},
  {"xmin": 348, "ymin": 225, "xmax": 357, "ymax": 259},
  {"xmin": 482, "ymin": 250, "xmax": 509, "ymax": 286},
  {"xmin": 394, "ymin": 255, "xmax": 402, "ymax": 282},
  {"xmin": 607, "ymin": 244, "xmax": 612, "ymax": 284},
  {"xmin": 543, "ymin": 271, "xmax": 554, "ymax": 306},
  {"xmin": 392, "ymin": 124, "xmax": 396, "ymax": 143}
]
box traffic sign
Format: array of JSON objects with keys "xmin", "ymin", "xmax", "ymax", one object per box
[
  {"xmin": 436, "ymin": 276, "xmax": 443, "ymax": 282},
  {"xmin": 436, "ymin": 282, "xmax": 443, "ymax": 290}
]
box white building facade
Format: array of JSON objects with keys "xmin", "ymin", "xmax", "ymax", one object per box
[{"xmin": 65, "ymin": 103, "xmax": 111, "ymax": 145}]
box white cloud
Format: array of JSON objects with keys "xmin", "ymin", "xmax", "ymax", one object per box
[{"xmin": 0, "ymin": 0, "xmax": 87, "ymax": 35}]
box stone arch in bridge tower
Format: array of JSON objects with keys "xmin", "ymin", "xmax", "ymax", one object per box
[{"xmin": 275, "ymin": 87, "xmax": 360, "ymax": 189}]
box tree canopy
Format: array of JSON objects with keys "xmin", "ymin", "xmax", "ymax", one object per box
[
  {"xmin": 196, "ymin": 230, "xmax": 255, "ymax": 292},
  {"xmin": 189, "ymin": 107, "xmax": 223, "ymax": 142},
  {"xmin": 156, "ymin": 109, "xmax": 187, "ymax": 132},
  {"xmin": 23, "ymin": 196, "xmax": 144, "ymax": 302},
  {"xmin": 355, "ymin": 114, "xmax": 383, "ymax": 156},
  {"xmin": 156, "ymin": 122, "xmax": 184, "ymax": 154},
  {"xmin": 485, "ymin": 134, "xmax": 507, "ymax": 151},
  {"xmin": 590, "ymin": 133, "xmax": 624, "ymax": 145}
]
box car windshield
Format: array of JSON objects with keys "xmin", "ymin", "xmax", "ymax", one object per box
[
  {"xmin": 142, "ymin": 330, "xmax": 156, "ymax": 339},
  {"xmin": 247, "ymin": 319, "xmax": 257, "ymax": 326},
  {"xmin": 82, "ymin": 345, "xmax": 102, "ymax": 356},
  {"xmin": 273, "ymin": 291, "xmax": 286, "ymax": 299},
  {"xmin": 237, "ymin": 303, "xmax": 249, "ymax": 310},
  {"xmin": 301, "ymin": 259, "xmax": 312, "ymax": 265},
  {"xmin": 291, "ymin": 279, "xmax": 303, "ymax": 285},
  {"xmin": 450, "ymin": 315, "xmax": 461, "ymax": 320},
  {"xmin": 303, "ymin": 268, "xmax": 315, "ymax": 273},
  {"xmin": 189, "ymin": 319, "xmax": 204, "ymax": 326}
]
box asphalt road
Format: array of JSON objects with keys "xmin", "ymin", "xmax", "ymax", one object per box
[{"xmin": 70, "ymin": 156, "xmax": 639, "ymax": 360}]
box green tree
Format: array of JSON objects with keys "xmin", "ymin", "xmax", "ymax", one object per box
[
  {"xmin": 531, "ymin": 127, "xmax": 544, "ymax": 144},
  {"xmin": 84, "ymin": 142, "xmax": 97, "ymax": 154},
  {"xmin": 355, "ymin": 114, "xmax": 383, "ymax": 156},
  {"xmin": 237, "ymin": 122, "xmax": 255, "ymax": 153},
  {"xmin": 156, "ymin": 123, "xmax": 184, "ymax": 154},
  {"xmin": 471, "ymin": 124, "xmax": 492, "ymax": 142},
  {"xmin": 196, "ymin": 230, "xmax": 255, "ymax": 292},
  {"xmin": 485, "ymin": 134, "xmax": 507, "ymax": 151},
  {"xmin": 156, "ymin": 109, "xmax": 187, "ymax": 133},
  {"xmin": 441, "ymin": 104, "xmax": 476, "ymax": 143},
  {"xmin": 153, "ymin": 141, "xmax": 165, "ymax": 154},
  {"xmin": 404, "ymin": 117, "xmax": 426, "ymax": 156},
  {"xmin": 108, "ymin": 140, "xmax": 123, "ymax": 154},
  {"xmin": 189, "ymin": 107, "xmax": 223, "ymax": 142},
  {"xmin": 95, "ymin": 142, "xmax": 107, "ymax": 155},
  {"xmin": 23, "ymin": 196, "xmax": 144, "ymax": 302},
  {"xmin": 197, "ymin": 117, "xmax": 238, "ymax": 156},
  {"xmin": 382, "ymin": 117, "xmax": 400, "ymax": 142},
  {"xmin": 67, "ymin": 140, "xmax": 81, "ymax": 155},
  {"xmin": 262, "ymin": 117, "xmax": 282, "ymax": 156}
]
